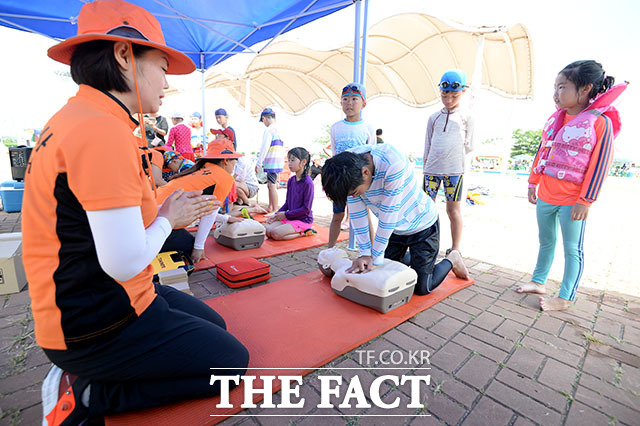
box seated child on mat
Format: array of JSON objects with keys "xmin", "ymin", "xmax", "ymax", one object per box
[
  {"xmin": 156, "ymin": 139, "xmax": 243, "ymax": 263},
  {"xmin": 265, "ymin": 147, "xmax": 315, "ymax": 240},
  {"xmin": 233, "ymin": 150, "xmax": 261, "ymax": 207}
]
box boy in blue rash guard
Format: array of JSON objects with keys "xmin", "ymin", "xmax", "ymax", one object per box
[{"xmin": 321, "ymin": 144, "xmax": 470, "ymax": 295}]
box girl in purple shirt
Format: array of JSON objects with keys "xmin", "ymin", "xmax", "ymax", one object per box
[{"xmin": 265, "ymin": 147, "xmax": 315, "ymax": 240}]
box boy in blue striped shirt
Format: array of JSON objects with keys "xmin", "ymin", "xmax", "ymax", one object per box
[{"xmin": 321, "ymin": 144, "xmax": 469, "ymax": 295}]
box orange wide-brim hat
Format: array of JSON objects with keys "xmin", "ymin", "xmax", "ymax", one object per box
[
  {"xmin": 48, "ymin": 0, "xmax": 195, "ymax": 75},
  {"xmin": 201, "ymin": 139, "xmax": 243, "ymax": 160}
]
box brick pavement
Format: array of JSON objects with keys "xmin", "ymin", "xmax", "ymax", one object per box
[{"xmin": 1, "ymin": 210, "xmax": 639, "ymax": 426}]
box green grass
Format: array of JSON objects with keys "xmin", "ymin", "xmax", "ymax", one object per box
[
  {"xmin": 9, "ymin": 351, "xmax": 26, "ymax": 369},
  {"xmin": 583, "ymin": 332, "xmax": 605, "ymax": 345},
  {"xmin": 416, "ymin": 399, "xmax": 429, "ymax": 414},
  {"xmin": 432, "ymin": 379, "xmax": 444, "ymax": 395},
  {"xmin": 613, "ymin": 366, "xmax": 624, "ymax": 385},
  {"xmin": 560, "ymin": 390, "xmax": 574, "ymax": 401},
  {"xmin": 0, "ymin": 407, "xmax": 20, "ymax": 426},
  {"xmin": 607, "ymin": 333, "xmax": 630, "ymax": 345},
  {"xmin": 344, "ymin": 416, "xmax": 360, "ymax": 426}
]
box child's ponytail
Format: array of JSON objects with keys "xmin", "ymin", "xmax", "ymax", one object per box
[
  {"xmin": 288, "ymin": 147, "xmax": 310, "ymax": 180},
  {"xmin": 560, "ymin": 60, "xmax": 615, "ymax": 100},
  {"xmin": 600, "ymin": 75, "xmax": 616, "ymax": 95}
]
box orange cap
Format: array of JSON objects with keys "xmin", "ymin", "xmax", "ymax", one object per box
[
  {"xmin": 48, "ymin": 0, "xmax": 195, "ymax": 75},
  {"xmin": 210, "ymin": 128, "xmax": 235, "ymax": 141},
  {"xmin": 202, "ymin": 139, "xmax": 242, "ymax": 159}
]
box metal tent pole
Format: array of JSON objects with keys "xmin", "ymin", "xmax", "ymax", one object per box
[
  {"xmin": 348, "ymin": 0, "xmax": 366, "ymax": 251},
  {"xmin": 352, "ymin": 0, "xmax": 362, "ymax": 83},
  {"xmin": 200, "ymin": 53, "xmax": 207, "ymax": 153},
  {"xmin": 358, "ymin": 0, "xmax": 370, "ymax": 85}
]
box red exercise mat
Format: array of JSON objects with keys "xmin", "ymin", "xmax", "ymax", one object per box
[
  {"xmin": 193, "ymin": 225, "xmax": 347, "ymax": 271},
  {"xmin": 245, "ymin": 213, "xmax": 268, "ymax": 223},
  {"xmin": 106, "ymin": 270, "xmax": 473, "ymax": 426}
]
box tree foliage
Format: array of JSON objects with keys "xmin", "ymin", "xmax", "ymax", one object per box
[
  {"xmin": 313, "ymin": 124, "xmax": 331, "ymax": 146},
  {"xmin": 510, "ymin": 129, "xmax": 542, "ymax": 158},
  {"xmin": 1, "ymin": 136, "xmax": 18, "ymax": 148}
]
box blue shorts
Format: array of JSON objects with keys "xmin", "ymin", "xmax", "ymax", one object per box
[
  {"xmin": 424, "ymin": 175, "xmax": 464, "ymax": 202},
  {"xmin": 332, "ymin": 202, "xmax": 346, "ymax": 214}
]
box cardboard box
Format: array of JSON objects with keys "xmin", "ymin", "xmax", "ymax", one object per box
[
  {"xmin": 0, "ymin": 233, "xmax": 27, "ymax": 295},
  {"xmin": 158, "ymin": 269, "xmax": 192, "ymax": 295}
]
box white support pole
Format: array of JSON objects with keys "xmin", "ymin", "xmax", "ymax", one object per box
[
  {"xmin": 200, "ymin": 53, "xmax": 207, "ymax": 153},
  {"xmin": 245, "ymin": 78, "xmax": 251, "ymax": 115},
  {"xmin": 469, "ymin": 34, "xmax": 484, "ymax": 111},
  {"xmin": 359, "ymin": 0, "xmax": 369, "ymax": 85},
  {"xmin": 353, "ymin": 0, "xmax": 362, "ymax": 83},
  {"xmin": 245, "ymin": 77, "xmax": 252, "ymax": 159}
]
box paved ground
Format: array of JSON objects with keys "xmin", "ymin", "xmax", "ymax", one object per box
[{"xmin": 1, "ymin": 204, "xmax": 639, "ymax": 425}]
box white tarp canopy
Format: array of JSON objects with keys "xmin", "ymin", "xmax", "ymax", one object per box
[{"xmin": 201, "ymin": 13, "xmax": 534, "ymax": 115}]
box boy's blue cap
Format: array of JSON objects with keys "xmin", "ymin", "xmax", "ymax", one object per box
[
  {"xmin": 191, "ymin": 112, "xmax": 202, "ymax": 119},
  {"xmin": 341, "ymin": 82, "xmax": 366, "ymax": 100},
  {"xmin": 439, "ymin": 69, "xmax": 467, "ymax": 91},
  {"xmin": 215, "ymin": 108, "xmax": 227, "ymax": 116},
  {"xmin": 259, "ymin": 107, "xmax": 275, "ymax": 122}
]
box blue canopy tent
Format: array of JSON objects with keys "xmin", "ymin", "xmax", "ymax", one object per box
[
  {"xmin": 0, "ymin": 0, "xmax": 363, "ymax": 144},
  {"xmin": 0, "ymin": 0, "xmax": 354, "ymax": 69}
]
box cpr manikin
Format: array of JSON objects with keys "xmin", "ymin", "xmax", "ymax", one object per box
[
  {"xmin": 214, "ymin": 219, "xmax": 266, "ymax": 250},
  {"xmin": 317, "ymin": 248, "xmax": 417, "ymax": 313}
]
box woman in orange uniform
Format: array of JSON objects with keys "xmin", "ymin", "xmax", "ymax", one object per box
[{"xmin": 21, "ymin": 1, "xmax": 248, "ymax": 424}]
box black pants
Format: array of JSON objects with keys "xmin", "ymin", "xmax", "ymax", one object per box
[
  {"xmin": 161, "ymin": 229, "xmax": 195, "ymax": 261},
  {"xmin": 384, "ymin": 219, "xmax": 452, "ymax": 295},
  {"xmin": 44, "ymin": 284, "xmax": 249, "ymax": 417}
]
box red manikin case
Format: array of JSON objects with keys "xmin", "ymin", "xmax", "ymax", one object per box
[{"xmin": 216, "ymin": 258, "xmax": 271, "ymax": 288}]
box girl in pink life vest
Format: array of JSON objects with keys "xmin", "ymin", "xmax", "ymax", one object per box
[{"xmin": 518, "ymin": 60, "xmax": 627, "ymax": 311}]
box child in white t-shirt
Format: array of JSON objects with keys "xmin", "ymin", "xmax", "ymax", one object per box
[{"xmin": 324, "ymin": 82, "xmax": 376, "ymax": 248}]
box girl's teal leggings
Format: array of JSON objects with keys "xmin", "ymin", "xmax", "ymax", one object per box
[{"xmin": 532, "ymin": 199, "xmax": 586, "ymax": 301}]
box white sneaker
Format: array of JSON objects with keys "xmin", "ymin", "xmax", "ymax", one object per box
[
  {"xmin": 41, "ymin": 364, "xmax": 89, "ymax": 426},
  {"xmin": 42, "ymin": 365, "xmax": 64, "ymax": 426}
]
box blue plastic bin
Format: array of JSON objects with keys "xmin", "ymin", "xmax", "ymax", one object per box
[{"xmin": 0, "ymin": 181, "xmax": 25, "ymax": 213}]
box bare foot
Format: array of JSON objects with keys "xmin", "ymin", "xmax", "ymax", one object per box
[
  {"xmin": 516, "ymin": 282, "xmax": 546, "ymax": 294},
  {"xmin": 539, "ymin": 296, "xmax": 572, "ymax": 311},
  {"xmin": 446, "ymin": 250, "xmax": 469, "ymax": 280}
]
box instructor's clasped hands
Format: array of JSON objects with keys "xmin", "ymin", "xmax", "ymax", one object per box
[{"xmin": 158, "ymin": 189, "xmax": 221, "ymax": 229}]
